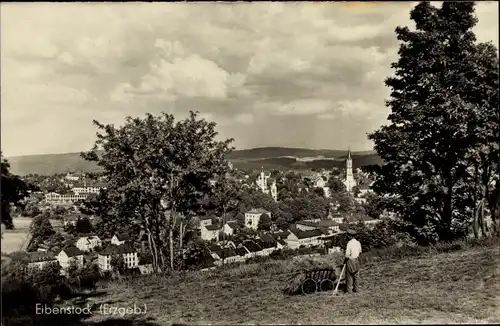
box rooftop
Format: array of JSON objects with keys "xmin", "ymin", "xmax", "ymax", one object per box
[
  {"xmin": 114, "ymin": 233, "xmax": 130, "ymax": 241},
  {"xmin": 60, "ymin": 246, "xmax": 84, "ymax": 257},
  {"xmin": 289, "ymin": 228, "xmax": 323, "ymax": 239},
  {"xmin": 205, "ymin": 223, "xmax": 223, "ymax": 231},
  {"xmin": 98, "ymin": 243, "xmax": 136, "ymax": 256},
  {"xmin": 28, "ymin": 251, "xmax": 56, "ymax": 263},
  {"xmin": 246, "ymin": 208, "xmax": 269, "ymax": 215},
  {"xmin": 243, "ymin": 240, "xmax": 262, "ymax": 253}
]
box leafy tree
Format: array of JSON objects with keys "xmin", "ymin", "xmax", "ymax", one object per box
[
  {"xmin": 327, "ymin": 177, "xmax": 346, "ymax": 194},
  {"xmin": 367, "ymin": 1, "xmax": 499, "ymax": 243},
  {"xmin": 30, "ymin": 215, "xmax": 55, "ymax": 241},
  {"xmin": 81, "ymin": 111, "xmax": 233, "ymax": 272},
  {"xmin": 75, "ymin": 216, "xmax": 93, "ymax": 234},
  {"xmin": 313, "ymin": 187, "xmax": 325, "ymax": 198},
  {"xmin": 23, "ymin": 202, "xmax": 42, "ymax": 218},
  {"xmin": 110, "ymin": 254, "xmax": 127, "ymax": 274},
  {"xmin": 257, "ymin": 213, "xmax": 272, "ymax": 231},
  {"xmin": 1, "ymin": 155, "xmax": 32, "ymax": 228}
]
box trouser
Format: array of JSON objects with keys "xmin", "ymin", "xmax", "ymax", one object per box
[{"xmin": 345, "ymin": 258, "xmax": 360, "ymax": 293}]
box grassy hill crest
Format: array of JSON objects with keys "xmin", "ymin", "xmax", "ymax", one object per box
[{"xmin": 6, "ymin": 147, "xmax": 381, "ymax": 176}]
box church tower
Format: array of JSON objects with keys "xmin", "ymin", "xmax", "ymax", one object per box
[{"xmin": 343, "ymin": 147, "xmax": 357, "ymax": 192}]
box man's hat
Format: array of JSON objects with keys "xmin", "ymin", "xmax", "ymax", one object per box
[{"xmin": 347, "ymin": 229, "xmax": 357, "ymax": 235}]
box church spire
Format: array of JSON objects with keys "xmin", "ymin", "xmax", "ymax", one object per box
[{"xmin": 347, "ymin": 146, "xmax": 351, "ymax": 160}]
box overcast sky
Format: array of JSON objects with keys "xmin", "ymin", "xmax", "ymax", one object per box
[{"xmin": 1, "ymin": 2, "xmax": 498, "ymax": 157}]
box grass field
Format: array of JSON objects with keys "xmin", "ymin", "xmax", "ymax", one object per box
[
  {"xmin": 1, "ymin": 217, "xmax": 63, "ymax": 266},
  {"xmin": 80, "ymin": 243, "xmax": 499, "ymax": 325}
]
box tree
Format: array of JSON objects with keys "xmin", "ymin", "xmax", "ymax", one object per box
[
  {"xmin": 257, "ymin": 213, "xmax": 272, "ymax": 231},
  {"xmin": 75, "ymin": 216, "xmax": 93, "ymax": 234},
  {"xmin": 313, "ymin": 187, "xmax": 325, "ymax": 198},
  {"xmin": 1, "ymin": 155, "xmax": 31, "ymax": 228},
  {"xmin": 367, "ymin": 1, "xmax": 499, "ymax": 244},
  {"xmin": 30, "ymin": 215, "xmax": 55, "ymax": 241},
  {"xmin": 81, "ymin": 111, "xmax": 233, "ymax": 272},
  {"xmin": 327, "ymin": 177, "xmax": 346, "ymax": 194},
  {"xmin": 110, "ymin": 254, "xmax": 127, "ymax": 274},
  {"xmin": 208, "ymin": 177, "xmax": 239, "ymax": 265}
]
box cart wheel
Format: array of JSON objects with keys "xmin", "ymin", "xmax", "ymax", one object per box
[
  {"xmin": 301, "ymin": 278, "xmax": 317, "ymax": 295},
  {"xmin": 320, "ymin": 279, "xmax": 335, "ymax": 292}
]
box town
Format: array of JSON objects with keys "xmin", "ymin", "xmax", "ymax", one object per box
[{"xmin": 10, "ymin": 149, "xmax": 384, "ymax": 277}]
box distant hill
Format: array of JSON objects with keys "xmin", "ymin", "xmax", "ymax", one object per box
[{"xmin": 6, "ymin": 147, "xmax": 381, "ymax": 176}]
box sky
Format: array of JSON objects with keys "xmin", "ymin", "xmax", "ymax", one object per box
[{"xmin": 1, "ymin": 2, "xmax": 498, "ymax": 157}]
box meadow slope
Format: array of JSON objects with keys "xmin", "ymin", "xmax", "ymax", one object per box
[{"xmin": 83, "ymin": 245, "xmax": 499, "ymax": 325}]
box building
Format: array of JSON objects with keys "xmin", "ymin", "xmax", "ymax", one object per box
[
  {"xmin": 223, "ymin": 221, "xmax": 239, "ymax": 236},
  {"xmin": 56, "ymin": 246, "xmax": 84, "ymax": 270},
  {"xmin": 201, "ymin": 224, "xmax": 222, "ymax": 241},
  {"xmin": 76, "ymin": 236, "xmax": 102, "ymax": 252},
  {"xmin": 286, "ymin": 228, "xmax": 324, "ymax": 249},
  {"xmin": 111, "ymin": 233, "xmax": 130, "ymax": 246},
  {"xmin": 45, "ymin": 192, "xmax": 90, "ymax": 205},
  {"xmin": 327, "ymin": 212, "xmax": 344, "ymax": 224},
  {"xmin": 245, "ymin": 208, "xmax": 271, "ymax": 230},
  {"xmin": 256, "ymin": 235, "xmax": 277, "ymax": 256},
  {"xmin": 241, "ymin": 240, "xmax": 262, "ymax": 258},
  {"xmin": 97, "ymin": 243, "xmax": 139, "ymax": 271},
  {"xmin": 343, "ymin": 148, "xmax": 357, "ymax": 192},
  {"xmin": 256, "ymin": 168, "xmax": 278, "ymax": 201},
  {"xmin": 296, "ymin": 220, "xmax": 340, "ymax": 235},
  {"xmin": 27, "ymin": 252, "xmax": 58, "ymax": 270},
  {"xmin": 199, "ymin": 216, "xmax": 213, "ymax": 229},
  {"xmin": 63, "ymin": 215, "xmax": 80, "ymax": 226},
  {"xmin": 356, "ymin": 215, "xmax": 382, "ymax": 228},
  {"xmin": 64, "ymin": 172, "xmax": 81, "ymax": 181}
]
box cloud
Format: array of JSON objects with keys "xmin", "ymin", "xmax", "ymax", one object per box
[{"xmin": 1, "ymin": 2, "xmax": 498, "ymax": 156}]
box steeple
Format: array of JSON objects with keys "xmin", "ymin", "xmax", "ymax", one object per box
[{"xmin": 347, "ymin": 146, "xmax": 351, "ymax": 160}]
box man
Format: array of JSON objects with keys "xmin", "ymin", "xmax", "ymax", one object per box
[{"xmin": 343, "ymin": 229, "xmax": 362, "ymax": 294}]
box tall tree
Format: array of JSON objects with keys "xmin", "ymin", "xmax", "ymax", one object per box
[
  {"xmin": 81, "ymin": 111, "xmax": 233, "ymax": 272},
  {"xmin": 367, "ymin": 2, "xmax": 499, "ymax": 243},
  {"xmin": 1, "ymin": 155, "xmax": 31, "ymax": 229}
]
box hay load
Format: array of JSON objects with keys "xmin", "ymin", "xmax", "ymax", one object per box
[{"xmin": 283, "ymin": 254, "xmax": 344, "ymax": 295}]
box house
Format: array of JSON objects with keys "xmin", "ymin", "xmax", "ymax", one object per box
[
  {"xmin": 199, "ymin": 253, "xmax": 217, "ymax": 271},
  {"xmin": 27, "ymin": 252, "xmax": 58, "ymax": 270},
  {"xmin": 138, "ymin": 264, "xmax": 154, "ymax": 275},
  {"xmin": 255, "ymin": 237, "xmax": 276, "ymax": 256},
  {"xmin": 76, "ymin": 235, "xmax": 102, "ymax": 252},
  {"xmin": 223, "ymin": 221, "xmax": 239, "ymax": 236},
  {"xmin": 111, "ymin": 233, "xmax": 130, "ymax": 246},
  {"xmin": 201, "ymin": 223, "xmax": 222, "ymax": 241},
  {"xmin": 97, "ymin": 243, "xmax": 139, "ymax": 272},
  {"xmin": 354, "ymin": 197, "xmax": 368, "ymax": 205},
  {"xmin": 276, "ymin": 238, "xmax": 287, "ymax": 249},
  {"xmin": 63, "ymin": 215, "xmax": 80, "ymax": 226},
  {"xmin": 286, "ymin": 228, "xmax": 323, "ymax": 249},
  {"xmin": 234, "ymin": 247, "xmax": 250, "ymax": 260},
  {"xmin": 296, "ymin": 221, "xmax": 319, "ymax": 232},
  {"xmin": 45, "ymin": 193, "xmax": 90, "ymax": 206},
  {"xmin": 245, "ymin": 208, "xmax": 271, "ymax": 230},
  {"xmin": 199, "ymin": 216, "xmax": 213, "ymax": 229},
  {"xmin": 214, "ymin": 248, "xmax": 244, "ymax": 265},
  {"xmin": 242, "ymin": 240, "xmax": 262, "ymax": 258},
  {"xmin": 328, "ymin": 212, "xmax": 344, "ymax": 224},
  {"xmin": 56, "ymin": 246, "xmax": 84, "ymax": 270},
  {"xmin": 256, "ymin": 169, "xmax": 278, "ymax": 201},
  {"xmin": 205, "ymin": 243, "xmax": 224, "ymax": 260},
  {"xmin": 316, "ymin": 220, "xmax": 341, "ymax": 234},
  {"xmin": 357, "ymin": 215, "xmax": 381, "ymax": 228}
]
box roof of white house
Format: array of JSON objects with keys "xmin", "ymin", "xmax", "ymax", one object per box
[{"xmin": 60, "ymin": 246, "xmax": 84, "ymax": 257}]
